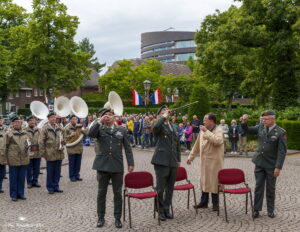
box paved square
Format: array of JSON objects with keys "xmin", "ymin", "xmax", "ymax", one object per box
[{"xmin": 0, "ymin": 147, "xmax": 299, "ymax": 231}]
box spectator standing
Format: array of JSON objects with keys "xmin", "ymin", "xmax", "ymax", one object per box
[
  {"xmin": 229, "ymin": 120, "xmax": 239, "ymax": 154},
  {"xmin": 184, "ymin": 121, "xmax": 193, "ymax": 150},
  {"xmin": 219, "ymin": 119, "xmax": 229, "ymax": 154},
  {"xmin": 192, "ymin": 115, "xmax": 201, "ymax": 141},
  {"xmin": 142, "ymin": 116, "xmax": 151, "ymax": 149},
  {"xmin": 238, "ymin": 122, "xmax": 248, "ymax": 156}
]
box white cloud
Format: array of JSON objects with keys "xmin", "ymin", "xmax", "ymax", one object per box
[{"xmin": 13, "ymin": 0, "xmax": 240, "ymax": 73}]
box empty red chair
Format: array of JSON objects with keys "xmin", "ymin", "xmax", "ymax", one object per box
[
  {"xmin": 218, "ymin": 168, "xmax": 254, "ymax": 222},
  {"xmin": 123, "ymin": 171, "xmax": 160, "ymax": 228},
  {"xmin": 171, "ymin": 166, "xmax": 198, "ymax": 216}
]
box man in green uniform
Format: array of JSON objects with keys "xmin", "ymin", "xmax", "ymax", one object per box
[
  {"xmin": 240, "ymin": 110, "xmax": 287, "ymax": 218},
  {"xmin": 151, "ymin": 105, "xmax": 181, "ymax": 221},
  {"xmin": 88, "ymin": 108, "xmax": 134, "ymax": 229}
]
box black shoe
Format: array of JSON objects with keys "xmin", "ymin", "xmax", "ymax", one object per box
[
  {"xmin": 268, "ymin": 212, "xmax": 275, "ymax": 218},
  {"xmin": 194, "ymin": 202, "xmax": 208, "ymax": 209},
  {"xmin": 115, "ymin": 219, "xmax": 122, "ymax": 228},
  {"xmin": 11, "ymin": 198, "xmax": 18, "ymax": 201},
  {"xmin": 48, "ymin": 191, "xmax": 55, "ymax": 194},
  {"xmin": 97, "ymin": 218, "xmax": 105, "ymax": 228},
  {"xmin": 70, "ymin": 179, "xmax": 77, "ymax": 182},
  {"xmin": 212, "ymin": 204, "xmax": 219, "ymax": 211},
  {"xmin": 33, "ymin": 184, "xmax": 41, "ymax": 188},
  {"xmin": 4, "ymin": 176, "xmax": 8, "ymax": 179},
  {"xmin": 159, "ymin": 212, "xmax": 166, "ymax": 221},
  {"xmin": 39, "ymin": 172, "xmax": 43, "ymax": 175},
  {"xmin": 253, "ymin": 211, "xmax": 259, "ymax": 218},
  {"xmin": 0, "ymin": 190, "xmax": 4, "ymax": 193},
  {"xmin": 54, "ymin": 189, "xmax": 63, "ymax": 193},
  {"xmin": 18, "ymin": 196, "xmax": 26, "ymax": 200},
  {"xmin": 165, "ymin": 211, "xmax": 173, "ymax": 219},
  {"xmin": 76, "ymin": 178, "xmax": 83, "ymax": 181},
  {"xmin": 27, "ymin": 185, "xmax": 33, "ymax": 189}
]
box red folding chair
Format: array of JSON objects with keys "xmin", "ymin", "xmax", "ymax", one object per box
[
  {"xmin": 171, "ymin": 166, "xmax": 198, "ymax": 216},
  {"xmin": 218, "ymin": 168, "xmax": 254, "ymax": 222},
  {"xmin": 123, "ymin": 172, "xmax": 160, "ymax": 228}
]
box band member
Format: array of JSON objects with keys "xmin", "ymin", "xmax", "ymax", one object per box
[
  {"xmin": 187, "ymin": 113, "xmax": 224, "ymax": 211},
  {"xmin": 151, "ymin": 105, "xmax": 181, "ymax": 221},
  {"xmin": 0, "ymin": 116, "xmax": 8, "ymax": 193},
  {"xmin": 39, "ymin": 112, "xmax": 65, "ymax": 194},
  {"xmin": 64, "ymin": 115, "xmax": 86, "ymax": 182},
  {"xmin": 25, "ymin": 116, "xmax": 41, "ymax": 188},
  {"xmin": 5, "ymin": 116, "xmax": 29, "ymax": 201},
  {"xmin": 88, "ymin": 108, "xmax": 134, "ymax": 229},
  {"xmin": 240, "ymin": 111, "xmax": 287, "ymax": 218}
]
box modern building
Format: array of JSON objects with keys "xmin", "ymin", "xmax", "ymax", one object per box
[{"xmin": 141, "ymin": 31, "xmax": 196, "ymax": 63}]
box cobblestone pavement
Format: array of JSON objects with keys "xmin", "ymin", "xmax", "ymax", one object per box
[{"xmin": 0, "ymin": 147, "xmax": 300, "ymax": 232}]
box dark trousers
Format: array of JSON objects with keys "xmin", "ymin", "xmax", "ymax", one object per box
[
  {"xmin": 0, "ymin": 164, "xmax": 6, "ymax": 191},
  {"xmin": 200, "ymin": 191, "xmax": 219, "ymax": 205},
  {"xmin": 46, "ymin": 160, "xmax": 62, "ymax": 191},
  {"xmin": 68, "ymin": 154, "xmax": 82, "ymax": 180},
  {"xmin": 9, "ymin": 165, "xmax": 27, "ymax": 198},
  {"xmin": 97, "ymin": 171, "xmax": 123, "ymax": 219},
  {"xmin": 27, "ymin": 158, "xmax": 41, "ymax": 186},
  {"xmin": 186, "ymin": 141, "xmax": 191, "ymax": 150},
  {"xmin": 133, "ymin": 132, "xmax": 141, "ymax": 145},
  {"xmin": 254, "ymin": 165, "xmax": 277, "ymax": 213},
  {"xmin": 231, "ymin": 140, "xmax": 238, "ymax": 152},
  {"xmin": 154, "ymin": 165, "xmax": 178, "ymax": 213}
]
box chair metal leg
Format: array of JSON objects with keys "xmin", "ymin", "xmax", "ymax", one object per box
[
  {"xmin": 187, "ymin": 189, "xmax": 190, "ymax": 209},
  {"xmin": 192, "ymin": 187, "xmax": 198, "ymax": 214},
  {"xmin": 128, "ymin": 197, "xmax": 132, "ymax": 228},
  {"xmin": 153, "ymin": 197, "xmax": 156, "ymax": 218},
  {"xmin": 156, "ymin": 196, "xmax": 161, "ymax": 225},
  {"xmin": 249, "ymin": 191, "xmax": 254, "ymax": 220},
  {"xmin": 246, "ymin": 193, "xmax": 248, "ymax": 214},
  {"xmin": 223, "ymin": 192, "xmax": 228, "ymax": 223},
  {"xmin": 123, "ymin": 190, "xmax": 126, "ymax": 221}
]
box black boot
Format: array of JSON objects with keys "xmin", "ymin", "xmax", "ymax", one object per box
[{"xmin": 97, "ymin": 218, "xmax": 105, "ymax": 227}]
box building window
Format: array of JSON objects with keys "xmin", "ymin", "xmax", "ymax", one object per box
[
  {"xmin": 142, "ymin": 41, "xmax": 173, "ymax": 49},
  {"xmin": 8, "ymin": 93, "xmax": 14, "ymax": 99},
  {"xmin": 15, "ymin": 91, "xmax": 19, "ymax": 98},
  {"xmin": 26, "ymin": 90, "xmax": 32, "ymax": 97},
  {"xmin": 175, "ymin": 53, "xmax": 196, "ymax": 61},
  {"xmin": 34, "ymin": 88, "xmax": 38, "ymax": 97},
  {"xmin": 39, "ymin": 89, "xmax": 44, "ymax": 96},
  {"xmin": 175, "ymin": 40, "xmax": 196, "ymax": 49}
]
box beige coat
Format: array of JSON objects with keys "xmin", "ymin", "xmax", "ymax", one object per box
[
  {"xmin": 5, "ymin": 128, "xmax": 29, "ymax": 166},
  {"xmin": 39, "ymin": 123, "xmax": 65, "ymax": 161},
  {"xmin": 0, "ymin": 125, "xmax": 8, "ymax": 164},
  {"xmin": 188, "ymin": 126, "xmax": 224, "ymax": 194},
  {"xmin": 65, "ymin": 123, "xmax": 88, "ymax": 155},
  {"xmin": 25, "ymin": 126, "xmax": 41, "ymax": 159}
]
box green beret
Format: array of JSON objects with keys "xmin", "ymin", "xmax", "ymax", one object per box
[
  {"xmin": 261, "ymin": 110, "xmax": 276, "ymax": 116},
  {"xmin": 11, "ymin": 116, "xmax": 20, "ymax": 122},
  {"xmin": 47, "ymin": 112, "xmax": 56, "ymax": 118},
  {"xmin": 157, "ymin": 105, "xmax": 168, "ymax": 115},
  {"xmin": 69, "ymin": 114, "xmax": 77, "ymax": 120},
  {"xmin": 26, "ymin": 115, "xmax": 34, "ymax": 121}
]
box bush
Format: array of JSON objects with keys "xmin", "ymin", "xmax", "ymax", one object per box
[{"xmin": 18, "ymin": 108, "xmax": 31, "ymax": 116}]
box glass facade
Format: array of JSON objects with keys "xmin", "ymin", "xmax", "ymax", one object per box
[
  {"xmin": 175, "ymin": 40, "xmax": 195, "ymax": 48},
  {"xmin": 175, "ymin": 53, "xmax": 196, "ymax": 61},
  {"xmin": 142, "ymin": 41, "xmax": 173, "ymax": 49}
]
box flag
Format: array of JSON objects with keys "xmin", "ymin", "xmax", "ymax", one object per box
[
  {"xmin": 151, "ymin": 88, "xmax": 162, "ymax": 104},
  {"xmin": 131, "ymin": 88, "xmax": 143, "ymax": 106},
  {"xmin": 53, "ymin": 97, "xmax": 57, "ymax": 105}
]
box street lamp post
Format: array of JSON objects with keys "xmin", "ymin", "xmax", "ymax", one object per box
[{"xmin": 143, "ymin": 80, "xmax": 152, "ymax": 115}]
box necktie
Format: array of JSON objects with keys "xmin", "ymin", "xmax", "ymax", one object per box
[{"xmin": 266, "ymin": 127, "xmax": 269, "ymax": 133}]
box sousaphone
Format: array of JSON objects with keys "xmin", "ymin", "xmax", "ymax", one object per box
[{"xmin": 30, "ymin": 101, "xmax": 49, "ymax": 129}]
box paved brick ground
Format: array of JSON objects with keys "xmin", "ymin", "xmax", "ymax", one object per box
[{"xmin": 0, "ymin": 147, "xmax": 300, "ymax": 232}]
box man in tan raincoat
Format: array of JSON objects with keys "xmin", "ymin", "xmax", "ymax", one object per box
[{"xmin": 187, "ymin": 113, "xmax": 224, "ymax": 211}]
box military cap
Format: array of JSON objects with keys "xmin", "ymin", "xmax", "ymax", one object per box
[
  {"xmin": 261, "ymin": 110, "xmax": 276, "ymax": 116},
  {"xmin": 11, "ymin": 116, "xmax": 20, "ymax": 122},
  {"xmin": 26, "ymin": 115, "xmax": 34, "ymax": 121},
  {"xmin": 47, "ymin": 112, "xmax": 56, "ymax": 118},
  {"xmin": 98, "ymin": 107, "xmax": 112, "ymax": 117},
  {"xmin": 157, "ymin": 105, "xmax": 168, "ymax": 115},
  {"xmin": 0, "ymin": 116, "xmax": 2, "ymax": 119}
]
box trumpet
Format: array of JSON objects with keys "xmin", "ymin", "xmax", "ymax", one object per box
[{"xmin": 169, "ymin": 101, "xmax": 199, "ymax": 112}]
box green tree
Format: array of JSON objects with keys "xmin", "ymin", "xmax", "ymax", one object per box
[
  {"xmin": 0, "ymin": 0, "xmax": 27, "ymax": 113},
  {"xmin": 78, "ymin": 37, "xmax": 105, "ymax": 73},
  {"xmin": 11, "ymin": 0, "xmax": 91, "ymax": 100},
  {"xmin": 188, "ymin": 84, "xmax": 210, "ymax": 120}
]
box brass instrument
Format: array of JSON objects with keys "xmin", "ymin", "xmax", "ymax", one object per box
[
  {"xmin": 66, "ymin": 124, "xmax": 84, "ymax": 147},
  {"xmin": 169, "ymin": 101, "xmax": 199, "ymax": 112}
]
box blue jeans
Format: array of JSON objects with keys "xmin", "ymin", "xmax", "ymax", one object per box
[
  {"xmin": 231, "ymin": 140, "xmax": 238, "ymax": 152},
  {"xmin": 142, "ymin": 134, "xmax": 150, "ymax": 148}
]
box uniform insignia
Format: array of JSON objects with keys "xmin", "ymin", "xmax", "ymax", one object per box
[{"xmin": 115, "ymin": 131, "xmax": 123, "ymax": 137}]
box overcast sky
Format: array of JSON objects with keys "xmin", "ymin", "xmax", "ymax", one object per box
[{"xmin": 14, "ymin": 0, "xmax": 239, "ymax": 73}]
